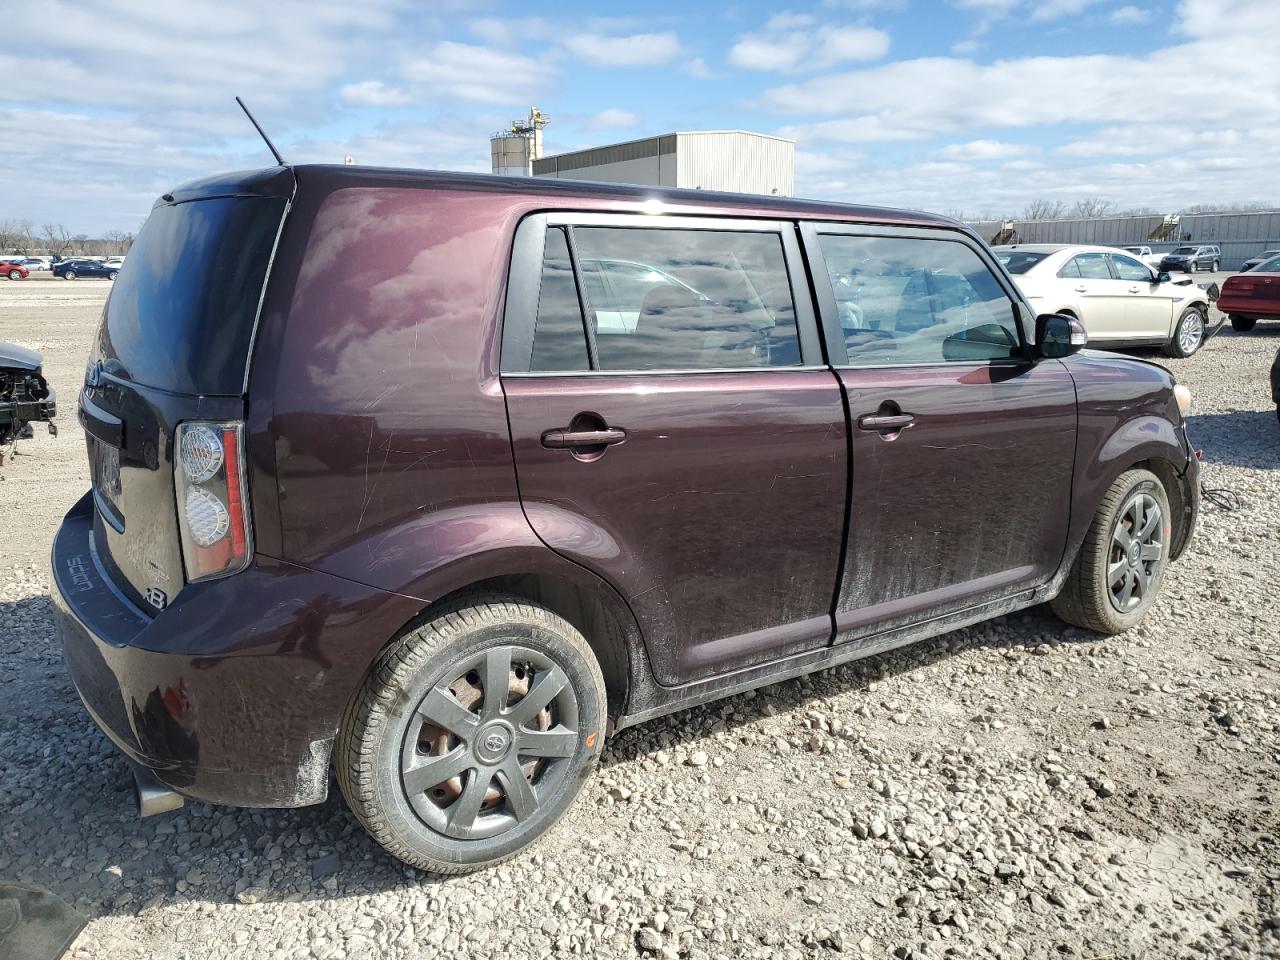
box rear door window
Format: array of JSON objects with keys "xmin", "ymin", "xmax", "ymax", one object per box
[
  {"xmin": 572, "ymin": 227, "xmax": 803, "ymax": 371},
  {"xmin": 529, "ymin": 228, "xmax": 589, "ymax": 372}
]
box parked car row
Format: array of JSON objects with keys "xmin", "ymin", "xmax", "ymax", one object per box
[{"xmin": 0, "ymin": 255, "xmax": 126, "ymax": 280}]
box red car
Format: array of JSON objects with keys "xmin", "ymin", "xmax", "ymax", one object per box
[
  {"xmin": 1, "ymin": 260, "xmax": 29, "ymax": 281},
  {"xmin": 1220, "ymin": 254, "xmax": 1280, "ymax": 331}
]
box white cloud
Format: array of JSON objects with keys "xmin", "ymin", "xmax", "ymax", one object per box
[
  {"xmin": 730, "ymin": 14, "xmax": 890, "ymax": 72},
  {"xmin": 401, "ymin": 42, "xmax": 556, "ymax": 105},
  {"xmin": 561, "ymin": 31, "xmax": 683, "ymax": 67},
  {"xmin": 942, "ymin": 139, "xmax": 1032, "ymax": 160},
  {"xmin": 586, "ymin": 108, "xmax": 641, "ymax": 130},
  {"xmin": 339, "ymin": 81, "xmax": 411, "ymax": 107},
  {"xmin": 1110, "ymin": 4, "xmax": 1152, "ymax": 23},
  {"xmin": 1029, "ymin": 0, "xmax": 1102, "ymax": 21}
]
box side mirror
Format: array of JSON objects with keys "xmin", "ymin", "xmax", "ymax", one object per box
[
  {"xmin": 1036, "ymin": 313, "xmax": 1088, "ymax": 359},
  {"xmin": 1156, "ymin": 271, "xmax": 1172, "ymax": 283}
]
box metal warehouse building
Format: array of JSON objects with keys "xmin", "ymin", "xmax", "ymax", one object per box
[
  {"xmin": 531, "ymin": 131, "xmax": 795, "ymax": 197},
  {"xmin": 969, "ymin": 210, "xmax": 1280, "ymax": 272}
]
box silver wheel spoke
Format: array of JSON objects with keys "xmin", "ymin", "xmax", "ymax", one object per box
[
  {"xmin": 507, "ymin": 666, "xmax": 568, "ymax": 725},
  {"xmin": 517, "ymin": 725, "xmax": 577, "ymax": 759},
  {"xmin": 497, "ymin": 759, "xmax": 539, "ymax": 822},
  {"xmin": 1140, "ymin": 542, "xmax": 1162, "ymax": 562},
  {"xmin": 447, "ymin": 768, "xmax": 493, "ymax": 836},
  {"xmin": 403, "ymin": 747, "xmax": 471, "ymax": 795},
  {"xmin": 1107, "ymin": 559, "xmax": 1128, "ymax": 586},
  {"xmin": 1136, "ymin": 506, "xmax": 1159, "ymax": 540},
  {"xmin": 1134, "ymin": 565, "xmax": 1150, "ymax": 597},
  {"xmin": 482, "ymin": 646, "xmax": 513, "ymax": 720},
  {"xmin": 418, "ymin": 687, "xmax": 480, "ymax": 739},
  {"xmin": 1113, "ymin": 526, "xmax": 1133, "ymax": 552}
]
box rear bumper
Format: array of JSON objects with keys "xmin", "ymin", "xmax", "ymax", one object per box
[
  {"xmin": 52, "ymin": 492, "xmax": 421, "ymax": 808},
  {"xmin": 1216, "ymin": 292, "xmax": 1280, "ymax": 319}
]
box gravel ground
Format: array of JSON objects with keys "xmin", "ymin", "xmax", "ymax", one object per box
[{"xmin": 1, "ymin": 277, "xmax": 1277, "ymax": 959}]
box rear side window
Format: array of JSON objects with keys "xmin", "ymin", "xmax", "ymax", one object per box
[
  {"xmin": 97, "ymin": 197, "xmax": 286, "ymax": 395},
  {"xmin": 817, "ymin": 234, "xmax": 1021, "ymax": 366},
  {"xmin": 573, "ymin": 227, "xmax": 802, "ymax": 371}
]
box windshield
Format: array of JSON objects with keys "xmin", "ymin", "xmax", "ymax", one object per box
[
  {"xmin": 1171, "ymin": 246, "xmax": 1197, "ymax": 255},
  {"xmin": 994, "ymin": 250, "xmax": 1049, "ymax": 274}
]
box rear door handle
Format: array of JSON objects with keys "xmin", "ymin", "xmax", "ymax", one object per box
[
  {"xmin": 857, "ymin": 413, "xmax": 915, "ymax": 432},
  {"xmin": 541, "ymin": 427, "xmax": 627, "ymax": 449}
]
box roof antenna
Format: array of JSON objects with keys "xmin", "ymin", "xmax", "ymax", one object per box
[{"xmin": 235, "ymin": 96, "xmax": 286, "ymax": 166}]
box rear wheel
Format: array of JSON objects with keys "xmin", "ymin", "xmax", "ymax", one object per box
[
  {"xmin": 336, "ymin": 596, "xmax": 607, "ymax": 874},
  {"xmin": 1051, "ymin": 469, "xmax": 1170, "ymax": 634},
  {"xmin": 1230, "ymin": 315, "xmax": 1257, "ymax": 332},
  {"xmin": 1165, "ymin": 306, "xmax": 1205, "ymax": 357}
]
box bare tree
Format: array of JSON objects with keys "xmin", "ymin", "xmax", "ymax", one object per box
[
  {"xmin": 0, "ymin": 218, "xmax": 35, "ymax": 255},
  {"xmin": 1022, "ymin": 199, "xmax": 1067, "ymax": 221},
  {"xmin": 1071, "ymin": 197, "xmax": 1116, "ymax": 218}
]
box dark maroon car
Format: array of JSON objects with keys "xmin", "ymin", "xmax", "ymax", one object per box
[{"xmin": 52, "ymin": 165, "xmax": 1200, "ymax": 873}]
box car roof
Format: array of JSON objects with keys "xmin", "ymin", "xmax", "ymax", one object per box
[
  {"xmin": 991, "ymin": 243, "xmax": 1132, "ymax": 257},
  {"xmin": 165, "ymin": 164, "xmax": 963, "ymax": 232}
]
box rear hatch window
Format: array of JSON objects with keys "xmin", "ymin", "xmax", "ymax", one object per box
[
  {"xmin": 97, "ymin": 196, "xmax": 286, "ymax": 395},
  {"xmin": 84, "ymin": 192, "xmax": 287, "ymax": 612}
]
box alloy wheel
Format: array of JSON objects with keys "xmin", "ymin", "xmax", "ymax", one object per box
[
  {"xmin": 1177, "ymin": 310, "xmax": 1204, "ymax": 354},
  {"xmin": 400, "ymin": 645, "xmax": 579, "ymax": 841},
  {"xmin": 1107, "ymin": 493, "xmax": 1164, "ymax": 613}
]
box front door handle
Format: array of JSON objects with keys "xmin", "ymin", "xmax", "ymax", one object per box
[
  {"xmin": 541, "ymin": 427, "xmax": 627, "ymax": 449},
  {"xmin": 1128, "ymin": 286, "xmax": 1142, "ymax": 293},
  {"xmin": 857, "ymin": 413, "xmax": 915, "ymax": 432},
  {"xmin": 1074, "ymin": 285, "xmax": 1088, "ymax": 293}
]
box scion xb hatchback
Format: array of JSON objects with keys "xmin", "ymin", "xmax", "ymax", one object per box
[{"xmin": 53, "ymin": 165, "xmax": 1200, "ymax": 873}]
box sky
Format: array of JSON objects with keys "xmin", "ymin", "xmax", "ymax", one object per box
[{"xmin": 2, "ymin": 0, "xmax": 1276, "ymax": 235}]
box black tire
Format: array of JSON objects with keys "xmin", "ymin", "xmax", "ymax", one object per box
[
  {"xmin": 1230, "ymin": 315, "xmax": 1257, "ymax": 332},
  {"xmin": 1051, "ymin": 469, "xmax": 1171, "ymax": 635},
  {"xmin": 63, "ymin": 270, "xmax": 76, "ymax": 280},
  {"xmin": 1212, "ymin": 260, "xmax": 1220, "ymax": 273},
  {"xmin": 108, "ymin": 271, "xmax": 118, "ymax": 280},
  {"xmin": 7, "ymin": 269, "xmax": 20, "ymax": 281},
  {"xmin": 336, "ymin": 595, "xmax": 607, "ymax": 874},
  {"xmin": 1164, "ymin": 305, "xmax": 1206, "ymax": 358}
]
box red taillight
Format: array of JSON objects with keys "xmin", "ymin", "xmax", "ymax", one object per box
[{"xmin": 175, "ymin": 421, "xmax": 252, "ymax": 582}]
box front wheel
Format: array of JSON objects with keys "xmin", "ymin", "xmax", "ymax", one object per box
[
  {"xmin": 63, "ymin": 270, "xmax": 76, "ymax": 280},
  {"xmin": 1165, "ymin": 306, "xmax": 1206, "ymax": 357},
  {"xmin": 1230, "ymin": 315, "xmax": 1257, "ymax": 332},
  {"xmin": 6, "ymin": 269, "xmax": 20, "ymax": 281},
  {"xmin": 108, "ymin": 271, "xmax": 118, "ymax": 280},
  {"xmin": 336, "ymin": 596, "xmax": 607, "ymax": 874},
  {"xmin": 1051, "ymin": 469, "xmax": 1171, "ymax": 635},
  {"xmin": 1212, "ymin": 260, "xmax": 1220, "ymax": 272}
]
